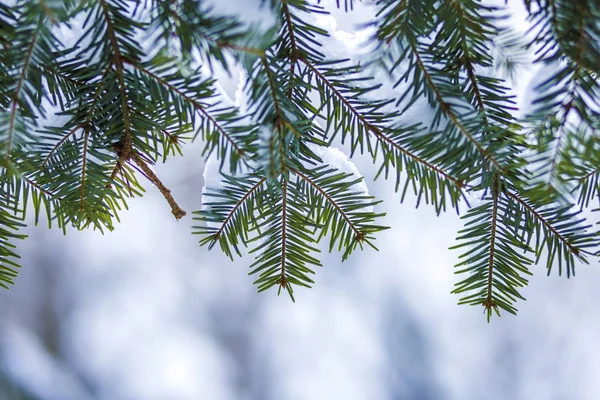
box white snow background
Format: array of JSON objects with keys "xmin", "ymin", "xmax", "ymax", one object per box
[{"xmin": 1, "ymin": 1, "xmax": 600, "ymax": 399}]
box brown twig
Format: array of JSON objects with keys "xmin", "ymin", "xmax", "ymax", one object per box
[{"xmin": 130, "ymin": 152, "xmax": 187, "ymax": 220}]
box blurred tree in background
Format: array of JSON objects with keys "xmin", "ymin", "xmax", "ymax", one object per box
[{"xmin": 1, "ymin": 0, "xmax": 600, "ymax": 320}]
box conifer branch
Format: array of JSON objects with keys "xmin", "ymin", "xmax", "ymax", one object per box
[
  {"xmin": 5, "ymin": 17, "xmax": 40, "ymax": 164},
  {"xmin": 574, "ymin": 161, "xmax": 600, "ymax": 207},
  {"xmin": 213, "ymin": 177, "xmax": 266, "ymax": 241},
  {"xmin": 262, "ymin": 57, "xmax": 283, "ymax": 119},
  {"xmin": 448, "ymin": 0, "xmax": 490, "ymax": 128},
  {"xmin": 504, "ymin": 189, "xmax": 581, "ymax": 256},
  {"xmin": 41, "ymin": 65, "xmax": 86, "ymax": 88},
  {"xmin": 450, "ymin": 0, "xmax": 489, "ymax": 128},
  {"xmin": 22, "ymin": 175, "xmax": 58, "ymax": 199},
  {"xmin": 465, "ymin": 65, "xmax": 489, "ymax": 127},
  {"xmin": 40, "ymin": 123, "xmax": 83, "ymax": 169},
  {"xmin": 107, "ymin": 160, "xmax": 122, "ymax": 183},
  {"xmin": 41, "ymin": 67, "xmax": 111, "ymax": 169},
  {"xmin": 485, "ymin": 178, "xmax": 500, "ymax": 313},
  {"xmin": 281, "ymin": 0, "xmax": 298, "ymax": 98},
  {"xmin": 298, "ymin": 56, "xmax": 464, "ymax": 188},
  {"xmin": 99, "ymin": 0, "xmax": 132, "ymax": 156},
  {"xmin": 79, "ymin": 129, "xmax": 90, "ymax": 210},
  {"xmin": 258, "ymin": 56, "xmax": 290, "ymax": 177},
  {"xmin": 545, "ymin": 8, "xmax": 586, "ymax": 188},
  {"xmin": 545, "ymin": 0, "xmax": 591, "ymax": 68},
  {"xmin": 282, "ymin": 120, "xmax": 302, "ymax": 139},
  {"xmin": 122, "ymin": 58, "xmax": 245, "ymax": 157},
  {"xmin": 3, "ymin": 0, "xmax": 599, "ymax": 319},
  {"xmin": 546, "ymin": 93, "xmax": 573, "ymax": 189},
  {"xmin": 406, "ymin": 37, "xmax": 504, "ymax": 173},
  {"xmin": 279, "ymin": 178, "xmax": 288, "ymax": 289},
  {"xmin": 291, "ymin": 168, "xmax": 362, "ymax": 237}
]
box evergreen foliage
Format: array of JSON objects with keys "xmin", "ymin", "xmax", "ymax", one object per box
[{"xmin": 1, "ymin": 0, "xmax": 599, "ymax": 320}]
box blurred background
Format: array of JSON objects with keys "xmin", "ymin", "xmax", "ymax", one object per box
[{"xmin": 1, "ymin": 1, "xmax": 600, "ymax": 399}]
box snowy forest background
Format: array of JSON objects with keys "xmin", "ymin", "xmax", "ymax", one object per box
[{"xmin": 1, "ymin": 0, "xmax": 600, "ymax": 399}]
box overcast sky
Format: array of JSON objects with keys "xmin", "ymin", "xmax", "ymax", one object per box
[{"xmin": 1, "ymin": 1, "xmax": 600, "ymax": 399}]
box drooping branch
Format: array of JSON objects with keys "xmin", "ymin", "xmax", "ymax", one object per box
[
  {"xmin": 41, "ymin": 67, "xmax": 111, "ymax": 169},
  {"xmin": 213, "ymin": 177, "xmax": 266, "ymax": 241},
  {"xmin": 281, "ymin": 0, "xmax": 299, "ymax": 98},
  {"xmin": 262, "ymin": 57, "xmax": 283, "ymax": 119},
  {"xmin": 122, "ymin": 58, "xmax": 245, "ymax": 157},
  {"xmin": 447, "ymin": 0, "xmax": 491, "ymax": 127},
  {"xmin": 291, "ymin": 168, "xmax": 362, "ymax": 238},
  {"xmin": 405, "ymin": 37, "xmax": 505, "ymax": 173},
  {"xmin": 79, "ymin": 129, "xmax": 90, "ymax": 210},
  {"xmin": 99, "ymin": 0, "xmax": 132, "ymax": 157},
  {"xmin": 485, "ymin": 178, "xmax": 500, "ymax": 312},
  {"xmin": 279, "ymin": 178, "xmax": 289, "ymax": 288},
  {"xmin": 503, "ymin": 189, "xmax": 583, "ymax": 256},
  {"xmin": 5, "ymin": 17, "xmax": 40, "ymax": 164},
  {"xmin": 546, "ymin": 3, "xmax": 587, "ymax": 187},
  {"xmin": 298, "ymin": 56, "xmax": 465, "ymax": 188},
  {"xmin": 261, "ymin": 56, "xmax": 288, "ymax": 175}
]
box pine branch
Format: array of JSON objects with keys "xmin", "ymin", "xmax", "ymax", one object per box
[
  {"xmin": 439, "ymin": 0, "xmax": 517, "ymax": 131},
  {"xmin": 248, "ymin": 175, "xmax": 321, "ymax": 298},
  {"xmin": 373, "ymin": 1, "xmax": 525, "ymax": 194},
  {"xmin": 194, "ymin": 161, "xmax": 387, "ymax": 296},
  {"xmin": 40, "ymin": 67, "xmax": 110, "ymax": 169},
  {"xmin": 122, "ymin": 58, "xmax": 247, "ymax": 161},
  {"xmin": 150, "ymin": 0, "xmax": 252, "ymax": 71},
  {"xmin": 505, "ymin": 190, "xmax": 578, "ymax": 255},
  {"xmin": 551, "ymin": 8, "xmax": 586, "ymax": 151},
  {"xmin": 5, "ymin": 17, "xmax": 39, "ymax": 164},
  {"xmin": 263, "ymin": 86, "xmax": 287, "ymax": 179},
  {"xmin": 244, "ymin": 54, "xmax": 308, "ymax": 181},
  {"xmin": 406, "ymin": 37, "xmax": 504, "ymax": 173},
  {"xmin": 262, "ymin": 57, "xmax": 284, "ymax": 120},
  {"xmin": 0, "ymin": 189, "xmax": 27, "ymax": 289},
  {"xmin": 1, "ymin": 0, "xmax": 599, "ymax": 320},
  {"xmin": 214, "ymin": 178, "xmax": 267, "ymax": 244},
  {"xmin": 451, "ymin": 177, "xmax": 533, "ymax": 320},
  {"xmin": 297, "ymin": 56, "xmax": 466, "ymax": 212},
  {"xmin": 278, "ymin": 178, "xmax": 290, "ymax": 296},
  {"xmin": 42, "ymin": 62, "xmax": 85, "ymax": 110},
  {"xmin": 291, "ymin": 166, "xmax": 387, "ymax": 258},
  {"xmin": 572, "ymin": 141, "xmax": 600, "ymax": 208},
  {"xmin": 79, "ymin": 129, "xmax": 90, "ymax": 210},
  {"xmin": 193, "ymin": 174, "xmax": 267, "ymax": 259},
  {"xmin": 526, "ymin": 0, "xmax": 600, "ymax": 197},
  {"xmin": 503, "ymin": 187, "xmax": 598, "ymax": 277},
  {"xmin": 299, "ymin": 56, "xmax": 462, "ymax": 186},
  {"xmin": 292, "ymin": 168, "xmax": 362, "ymax": 237},
  {"xmin": 21, "ymin": 175, "xmax": 59, "ymax": 200},
  {"xmin": 281, "ymin": 0, "xmax": 298, "ymax": 98},
  {"xmin": 485, "ymin": 178, "xmax": 500, "ymax": 317},
  {"xmin": 98, "ymin": 0, "xmax": 132, "ymax": 157}
]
